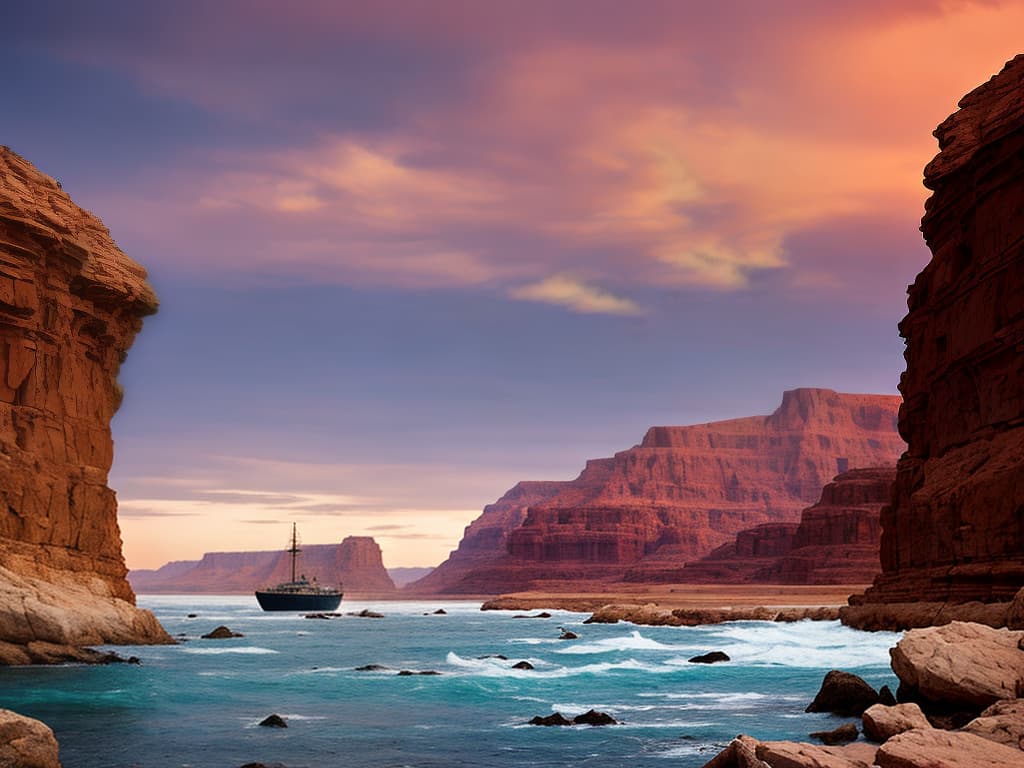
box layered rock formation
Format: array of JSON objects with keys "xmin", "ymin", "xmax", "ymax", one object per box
[
  {"xmin": 129, "ymin": 535, "xmax": 396, "ymax": 594},
  {"xmin": 683, "ymin": 467, "xmax": 894, "ymax": 584},
  {"xmin": 411, "ymin": 389, "xmax": 903, "ymax": 594},
  {"xmin": 845, "ymin": 55, "xmax": 1024, "ymax": 629},
  {"xmin": 0, "ymin": 147, "xmax": 170, "ymax": 659}
]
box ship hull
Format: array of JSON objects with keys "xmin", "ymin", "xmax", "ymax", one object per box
[{"xmin": 255, "ymin": 591, "xmax": 343, "ymax": 612}]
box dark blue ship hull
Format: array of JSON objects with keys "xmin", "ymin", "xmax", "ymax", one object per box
[{"xmin": 255, "ymin": 590, "xmax": 343, "ymax": 612}]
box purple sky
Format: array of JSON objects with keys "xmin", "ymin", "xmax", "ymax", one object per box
[{"xmin": 5, "ymin": 1, "xmax": 1021, "ymax": 568}]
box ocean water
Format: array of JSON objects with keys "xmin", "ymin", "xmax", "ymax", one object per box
[{"xmin": 0, "ymin": 597, "xmax": 900, "ymax": 768}]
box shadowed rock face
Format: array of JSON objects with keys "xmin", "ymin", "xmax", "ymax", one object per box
[
  {"xmin": 849, "ymin": 55, "xmax": 1024, "ymax": 619},
  {"xmin": 129, "ymin": 536, "xmax": 396, "ymax": 593},
  {"xmin": 410, "ymin": 389, "xmax": 903, "ymax": 594},
  {"xmin": 0, "ymin": 147, "xmax": 170, "ymax": 651}
]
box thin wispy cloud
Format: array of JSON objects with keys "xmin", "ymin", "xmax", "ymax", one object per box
[{"xmin": 510, "ymin": 275, "xmax": 641, "ymax": 316}]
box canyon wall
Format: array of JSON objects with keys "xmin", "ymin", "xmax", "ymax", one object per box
[
  {"xmin": 680, "ymin": 467, "xmax": 894, "ymax": 584},
  {"xmin": 0, "ymin": 147, "xmax": 170, "ymax": 657},
  {"xmin": 129, "ymin": 535, "xmax": 396, "ymax": 594},
  {"xmin": 410, "ymin": 389, "xmax": 904, "ymax": 594},
  {"xmin": 845, "ymin": 55, "xmax": 1024, "ymax": 628}
]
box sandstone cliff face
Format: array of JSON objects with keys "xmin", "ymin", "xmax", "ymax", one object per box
[
  {"xmin": 129, "ymin": 535, "xmax": 396, "ymax": 594},
  {"xmin": 679, "ymin": 467, "xmax": 894, "ymax": 584},
  {"xmin": 846, "ymin": 56, "xmax": 1024, "ymax": 625},
  {"xmin": 0, "ymin": 147, "xmax": 169, "ymax": 655},
  {"xmin": 410, "ymin": 389, "xmax": 903, "ymax": 594}
]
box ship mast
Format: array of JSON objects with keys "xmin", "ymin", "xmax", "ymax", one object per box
[{"xmin": 288, "ymin": 522, "xmax": 301, "ymax": 583}]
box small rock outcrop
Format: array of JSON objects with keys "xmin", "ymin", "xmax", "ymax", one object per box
[
  {"xmin": 805, "ymin": 670, "xmax": 881, "ymax": 717},
  {"xmin": 410, "ymin": 389, "xmax": 903, "ymax": 594},
  {"xmin": 688, "ymin": 651, "xmax": 730, "ymax": 664},
  {"xmin": 0, "ymin": 147, "xmax": 171, "ymax": 659},
  {"xmin": 0, "ymin": 708, "xmax": 62, "ymax": 768},
  {"xmin": 572, "ymin": 710, "xmax": 617, "ymax": 726},
  {"xmin": 201, "ymin": 626, "xmax": 243, "ymax": 639},
  {"xmin": 528, "ymin": 713, "xmax": 572, "ymax": 727},
  {"xmin": 258, "ymin": 714, "xmax": 287, "ymax": 728},
  {"xmin": 808, "ymin": 723, "xmax": 858, "ymax": 746},
  {"xmin": 846, "ymin": 55, "xmax": 1024, "ymax": 629}
]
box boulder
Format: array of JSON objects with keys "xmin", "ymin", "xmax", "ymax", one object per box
[
  {"xmin": 354, "ymin": 664, "xmax": 389, "ymax": 672},
  {"xmin": 878, "ymin": 686, "xmax": 897, "ymax": 706},
  {"xmin": 432, "ymin": 609, "xmax": 447, "ymax": 615},
  {"xmin": 529, "ymin": 713, "xmax": 573, "ymax": 726},
  {"xmin": 875, "ymin": 728, "xmax": 1024, "ymax": 767},
  {"xmin": 809, "ymin": 723, "xmax": 858, "ymax": 745},
  {"xmin": 806, "ymin": 671, "xmax": 880, "ymax": 716},
  {"xmin": 1007, "ymin": 588, "xmax": 1024, "ymax": 631},
  {"xmin": 558, "ymin": 631, "xmax": 579, "ymax": 640},
  {"xmin": 699, "ymin": 735, "xmax": 768, "ymax": 768},
  {"xmin": 756, "ymin": 740, "xmax": 877, "ymax": 768},
  {"xmin": 0, "ymin": 709, "xmax": 61, "ymax": 768},
  {"xmin": 572, "ymin": 710, "xmax": 617, "ymax": 726},
  {"xmin": 889, "ymin": 622, "xmax": 1024, "ymax": 708},
  {"xmin": 961, "ymin": 698, "xmax": 1024, "ymax": 751},
  {"xmin": 862, "ymin": 703, "xmax": 931, "ymax": 742},
  {"xmin": 511, "ymin": 661, "xmax": 534, "ymax": 670},
  {"xmin": 201, "ymin": 626, "xmax": 243, "ymax": 639},
  {"xmin": 257, "ymin": 714, "xmax": 287, "ymax": 728},
  {"xmin": 689, "ymin": 651, "xmax": 730, "ymax": 664}
]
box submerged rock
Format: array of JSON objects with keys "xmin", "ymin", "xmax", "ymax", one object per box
[
  {"xmin": 688, "ymin": 651, "xmax": 730, "ymax": 664},
  {"xmin": 512, "ymin": 661, "xmax": 534, "ymax": 670},
  {"xmin": 396, "ymin": 670, "xmax": 441, "ymax": 676},
  {"xmin": 805, "ymin": 670, "xmax": 880, "ymax": 716},
  {"xmin": 202, "ymin": 626, "xmax": 243, "ymax": 639},
  {"xmin": 354, "ymin": 664, "xmax": 389, "ymax": 672},
  {"xmin": 572, "ymin": 710, "xmax": 617, "ymax": 726},
  {"xmin": 432, "ymin": 609, "xmax": 447, "ymax": 615},
  {"xmin": 477, "ymin": 654, "xmax": 508, "ymax": 660},
  {"xmin": 347, "ymin": 609, "xmax": 384, "ymax": 619},
  {"xmin": 558, "ymin": 630, "xmax": 579, "ymax": 640},
  {"xmin": 258, "ymin": 714, "xmax": 287, "ymax": 728},
  {"xmin": 529, "ymin": 713, "xmax": 573, "ymax": 726},
  {"xmin": 809, "ymin": 723, "xmax": 858, "ymax": 745}
]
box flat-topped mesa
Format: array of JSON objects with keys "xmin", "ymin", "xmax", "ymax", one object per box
[
  {"xmin": 0, "ymin": 147, "xmax": 170, "ymax": 659},
  {"xmin": 129, "ymin": 536, "xmax": 396, "ymax": 594},
  {"xmin": 409, "ymin": 389, "xmax": 903, "ymax": 594},
  {"xmin": 845, "ymin": 55, "xmax": 1024, "ymax": 629}
]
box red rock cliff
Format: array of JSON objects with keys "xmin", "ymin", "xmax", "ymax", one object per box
[
  {"xmin": 129, "ymin": 535, "xmax": 396, "ymax": 594},
  {"xmin": 410, "ymin": 389, "xmax": 904, "ymax": 594},
  {"xmin": 0, "ymin": 147, "xmax": 170, "ymax": 655},
  {"xmin": 846, "ymin": 56, "xmax": 1024, "ymax": 624}
]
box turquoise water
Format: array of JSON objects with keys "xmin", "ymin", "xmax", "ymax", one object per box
[{"xmin": 0, "ymin": 597, "xmax": 899, "ymax": 767}]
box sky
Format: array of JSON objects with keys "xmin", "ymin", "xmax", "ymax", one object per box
[{"xmin": 4, "ymin": 1, "xmax": 1021, "ymax": 570}]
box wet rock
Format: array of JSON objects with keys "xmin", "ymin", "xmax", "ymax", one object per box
[
  {"xmin": 304, "ymin": 612, "xmax": 341, "ymax": 620},
  {"xmin": 688, "ymin": 651, "xmax": 730, "ymax": 664},
  {"xmin": 529, "ymin": 713, "xmax": 573, "ymax": 726},
  {"xmin": 187, "ymin": 614, "xmax": 198, "ymax": 619},
  {"xmin": 809, "ymin": 723, "xmax": 858, "ymax": 745},
  {"xmin": 512, "ymin": 661, "xmax": 534, "ymax": 670},
  {"xmin": 432, "ymin": 609, "xmax": 447, "ymax": 615},
  {"xmin": 558, "ymin": 631, "xmax": 579, "ymax": 640},
  {"xmin": 347, "ymin": 609, "xmax": 384, "ymax": 619},
  {"xmin": 397, "ymin": 670, "xmax": 440, "ymax": 676},
  {"xmin": 862, "ymin": 703, "xmax": 931, "ymax": 742},
  {"xmin": 477, "ymin": 654, "xmax": 508, "ymax": 660},
  {"xmin": 572, "ymin": 709, "xmax": 617, "ymax": 726},
  {"xmin": 258, "ymin": 714, "xmax": 287, "ymax": 728},
  {"xmin": 0, "ymin": 708, "xmax": 61, "ymax": 768},
  {"xmin": 875, "ymin": 728, "xmax": 1024, "ymax": 767},
  {"xmin": 806, "ymin": 670, "xmax": 880, "ymax": 716},
  {"xmin": 878, "ymin": 685, "xmax": 897, "ymax": 706},
  {"xmin": 202, "ymin": 626, "xmax": 243, "ymax": 639},
  {"xmin": 513, "ymin": 612, "xmax": 552, "ymax": 619},
  {"xmin": 354, "ymin": 664, "xmax": 389, "ymax": 672}
]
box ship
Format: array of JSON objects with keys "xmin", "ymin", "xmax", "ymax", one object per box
[{"xmin": 254, "ymin": 523, "xmax": 343, "ymax": 611}]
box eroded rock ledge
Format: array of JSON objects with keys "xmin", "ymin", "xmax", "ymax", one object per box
[{"xmin": 0, "ymin": 147, "xmax": 171, "ymax": 661}]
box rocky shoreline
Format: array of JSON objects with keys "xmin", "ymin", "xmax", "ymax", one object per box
[{"xmin": 702, "ymin": 620, "xmax": 1024, "ymax": 767}]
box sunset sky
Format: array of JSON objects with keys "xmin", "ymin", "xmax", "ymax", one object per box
[{"xmin": 6, "ymin": 1, "xmax": 1022, "ymax": 570}]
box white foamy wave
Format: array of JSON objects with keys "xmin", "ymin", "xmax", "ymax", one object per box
[
  {"xmin": 677, "ymin": 620, "xmax": 898, "ymax": 668},
  {"xmin": 181, "ymin": 646, "xmax": 280, "ymax": 655},
  {"xmin": 446, "ymin": 653, "xmax": 675, "ymax": 678},
  {"xmin": 554, "ymin": 630, "xmax": 677, "ymax": 655}
]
